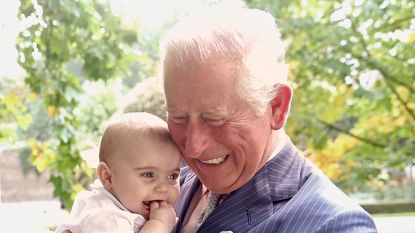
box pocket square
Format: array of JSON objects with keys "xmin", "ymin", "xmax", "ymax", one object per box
[{"xmin": 220, "ymin": 231, "xmax": 233, "ymax": 233}]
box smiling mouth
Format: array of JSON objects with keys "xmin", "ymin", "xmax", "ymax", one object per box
[{"xmin": 200, "ymin": 155, "xmax": 229, "ymax": 164}]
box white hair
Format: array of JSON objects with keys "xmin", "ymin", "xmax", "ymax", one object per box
[{"xmin": 160, "ymin": 4, "xmax": 288, "ymax": 115}]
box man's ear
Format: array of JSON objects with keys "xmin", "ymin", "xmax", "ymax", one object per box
[
  {"xmin": 97, "ymin": 161, "xmax": 113, "ymax": 190},
  {"xmin": 270, "ymin": 84, "xmax": 292, "ymax": 130}
]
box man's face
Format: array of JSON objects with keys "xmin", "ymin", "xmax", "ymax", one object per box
[{"xmin": 164, "ymin": 61, "xmax": 276, "ymax": 194}]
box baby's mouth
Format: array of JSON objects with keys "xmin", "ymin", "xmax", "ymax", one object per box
[{"xmin": 143, "ymin": 201, "xmax": 151, "ymax": 211}]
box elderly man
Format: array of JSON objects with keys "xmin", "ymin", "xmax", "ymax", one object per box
[{"xmin": 160, "ymin": 4, "xmax": 377, "ymax": 233}]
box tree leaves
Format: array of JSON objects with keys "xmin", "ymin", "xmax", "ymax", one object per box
[
  {"xmin": 17, "ymin": 0, "xmax": 137, "ymax": 208},
  {"xmin": 248, "ymin": 0, "xmax": 415, "ymax": 192}
]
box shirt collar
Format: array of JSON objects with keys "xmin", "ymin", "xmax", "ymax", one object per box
[{"xmin": 267, "ymin": 130, "xmax": 287, "ymax": 162}]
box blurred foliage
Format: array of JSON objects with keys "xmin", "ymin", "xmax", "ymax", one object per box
[
  {"xmin": 247, "ymin": 0, "xmax": 415, "ymax": 191},
  {"xmin": 0, "ymin": 76, "xmax": 33, "ymax": 143},
  {"xmin": 4, "ymin": 0, "xmax": 413, "ymax": 208},
  {"xmin": 16, "ymin": 0, "xmax": 141, "ymax": 209},
  {"xmin": 122, "ymin": 76, "xmax": 166, "ymax": 119}
]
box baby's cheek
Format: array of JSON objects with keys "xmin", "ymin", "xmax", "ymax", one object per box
[{"xmin": 171, "ymin": 185, "xmax": 180, "ymax": 203}]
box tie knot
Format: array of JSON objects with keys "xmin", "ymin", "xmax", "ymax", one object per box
[{"xmin": 207, "ymin": 192, "xmax": 221, "ymax": 209}]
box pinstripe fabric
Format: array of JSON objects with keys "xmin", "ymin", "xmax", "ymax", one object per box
[{"xmin": 173, "ymin": 139, "xmax": 377, "ymax": 233}]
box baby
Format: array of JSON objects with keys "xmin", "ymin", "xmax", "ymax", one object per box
[{"xmin": 56, "ymin": 112, "xmax": 181, "ymax": 233}]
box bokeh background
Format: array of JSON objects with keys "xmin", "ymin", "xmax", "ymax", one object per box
[{"xmin": 1, "ymin": 0, "xmax": 414, "ymax": 232}]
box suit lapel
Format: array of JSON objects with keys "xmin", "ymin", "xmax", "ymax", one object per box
[
  {"xmin": 173, "ymin": 168, "xmax": 201, "ymax": 233},
  {"xmin": 198, "ymin": 167, "xmax": 273, "ymax": 232}
]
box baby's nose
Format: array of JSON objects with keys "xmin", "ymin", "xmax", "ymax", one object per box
[{"xmin": 154, "ymin": 180, "xmax": 169, "ymax": 193}]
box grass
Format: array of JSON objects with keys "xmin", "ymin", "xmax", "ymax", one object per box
[{"xmin": 373, "ymin": 212, "xmax": 415, "ymax": 217}]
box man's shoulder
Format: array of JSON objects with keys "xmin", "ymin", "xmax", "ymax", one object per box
[
  {"xmin": 247, "ymin": 201, "xmax": 376, "ymax": 233},
  {"xmin": 241, "ymin": 172, "xmax": 377, "ymax": 232},
  {"xmin": 265, "ymin": 166, "xmax": 377, "ymax": 232},
  {"xmin": 293, "ymin": 162, "xmax": 362, "ymax": 210},
  {"xmin": 265, "ymin": 140, "xmax": 358, "ymax": 211},
  {"xmin": 259, "ymin": 143, "xmax": 377, "ymax": 232}
]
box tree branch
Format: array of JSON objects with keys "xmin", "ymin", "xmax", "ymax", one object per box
[
  {"xmin": 349, "ymin": 16, "xmax": 415, "ymax": 93},
  {"xmin": 317, "ymin": 119, "xmax": 387, "ymax": 148},
  {"xmin": 344, "ymin": 19, "xmax": 415, "ymax": 122},
  {"xmin": 383, "ymin": 76, "xmax": 415, "ymax": 122},
  {"xmin": 352, "ymin": 52, "xmax": 415, "ymax": 93},
  {"xmin": 372, "ymin": 15, "xmax": 414, "ymax": 33}
]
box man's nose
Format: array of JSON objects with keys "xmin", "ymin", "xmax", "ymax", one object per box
[{"xmin": 183, "ymin": 120, "xmax": 209, "ymax": 158}]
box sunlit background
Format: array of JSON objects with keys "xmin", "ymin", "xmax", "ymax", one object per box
[{"xmin": 1, "ymin": 0, "xmax": 414, "ymax": 232}]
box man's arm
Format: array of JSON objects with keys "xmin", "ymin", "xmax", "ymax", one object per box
[{"xmin": 314, "ymin": 209, "xmax": 377, "ymax": 233}]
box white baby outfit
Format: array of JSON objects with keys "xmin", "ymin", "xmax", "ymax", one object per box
[{"xmin": 55, "ymin": 179, "xmax": 146, "ymax": 233}]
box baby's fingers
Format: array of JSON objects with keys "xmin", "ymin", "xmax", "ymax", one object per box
[
  {"xmin": 158, "ymin": 201, "xmax": 168, "ymax": 208},
  {"xmin": 150, "ymin": 201, "xmax": 160, "ymax": 210}
]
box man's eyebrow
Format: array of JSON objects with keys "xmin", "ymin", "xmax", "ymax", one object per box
[
  {"xmin": 166, "ymin": 110, "xmax": 189, "ymax": 117},
  {"xmin": 164, "ymin": 106, "xmax": 182, "ymax": 113},
  {"xmin": 201, "ymin": 109, "xmax": 228, "ymax": 117}
]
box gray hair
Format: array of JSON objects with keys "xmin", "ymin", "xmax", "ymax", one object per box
[{"xmin": 160, "ymin": 5, "xmax": 288, "ymax": 115}]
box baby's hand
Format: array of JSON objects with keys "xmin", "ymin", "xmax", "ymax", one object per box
[{"xmin": 149, "ymin": 201, "xmax": 177, "ymax": 229}]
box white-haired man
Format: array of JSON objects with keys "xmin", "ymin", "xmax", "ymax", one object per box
[{"xmin": 161, "ymin": 4, "xmax": 377, "ymax": 233}]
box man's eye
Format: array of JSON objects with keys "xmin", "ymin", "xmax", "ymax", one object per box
[
  {"xmin": 206, "ymin": 119, "xmax": 225, "ymax": 126},
  {"xmin": 168, "ymin": 173, "xmax": 179, "ymax": 180},
  {"xmin": 169, "ymin": 116, "xmax": 188, "ymax": 124},
  {"xmin": 141, "ymin": 172, "xmax": 155, "ymax": 178}
]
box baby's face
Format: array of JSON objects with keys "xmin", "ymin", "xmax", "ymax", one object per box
[{"xmin": 108, "ymin": 137, "xmax": 181, "ymax": 219}]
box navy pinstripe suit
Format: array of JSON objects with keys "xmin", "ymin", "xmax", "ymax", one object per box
[{"xmin": 173, "ymin": 139, "xmax": 377, "ymax": 233}]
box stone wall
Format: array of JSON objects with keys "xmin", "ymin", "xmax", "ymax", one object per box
[{"xmin": 0, "ymin": 148, "xmax": 54, "ymax": 202}]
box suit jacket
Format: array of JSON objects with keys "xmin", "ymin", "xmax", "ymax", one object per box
[{"xmin": 173, "ymin": 139, "xmax": 377, "ymax": 233}]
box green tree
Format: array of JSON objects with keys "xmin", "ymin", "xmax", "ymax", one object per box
[
  {"xmin": 0, "ymin": 76, "xmax": 33, "ymax": 143},
  {"xmin": 247, "ymin": 0, "xmax": 415, "ymax": 192},
  {"xmin": 17, "ymin": 0, "xmax": 137, "ymax": 208}
]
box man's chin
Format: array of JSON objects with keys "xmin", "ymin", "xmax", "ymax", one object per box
[{"xmin": 201, "ymin": 178, "xmax": 236, "ymax": 194}]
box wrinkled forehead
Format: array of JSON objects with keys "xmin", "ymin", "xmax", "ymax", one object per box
[
  {"xmin": 164, "ymin": 56, "xmax": 238, "ymax": 75},
  {"xmin": 162, "ymin": 44, "xmax": 243, "ymax": 75},
  {"xmin": 163, "ymin": 59, "xmax": 241, "ymax": 97}
]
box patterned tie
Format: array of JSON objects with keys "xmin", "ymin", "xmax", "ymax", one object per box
[{"xmin": 196, "ymin": 192, "xmax": 221, "ymax": 230}]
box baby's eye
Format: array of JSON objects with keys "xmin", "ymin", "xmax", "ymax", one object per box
[
  {"xmin": 141, "ymin": 171, "xmax": 155, "ymax": 178},
  {"xmin": 168, "ymin": 173, "xmax": 179, "ymax": 180}
]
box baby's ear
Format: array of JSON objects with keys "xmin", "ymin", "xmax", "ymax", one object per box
[{"xmin": 97, "ymin": 161, "xmax": 113, "ymax": 190}]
